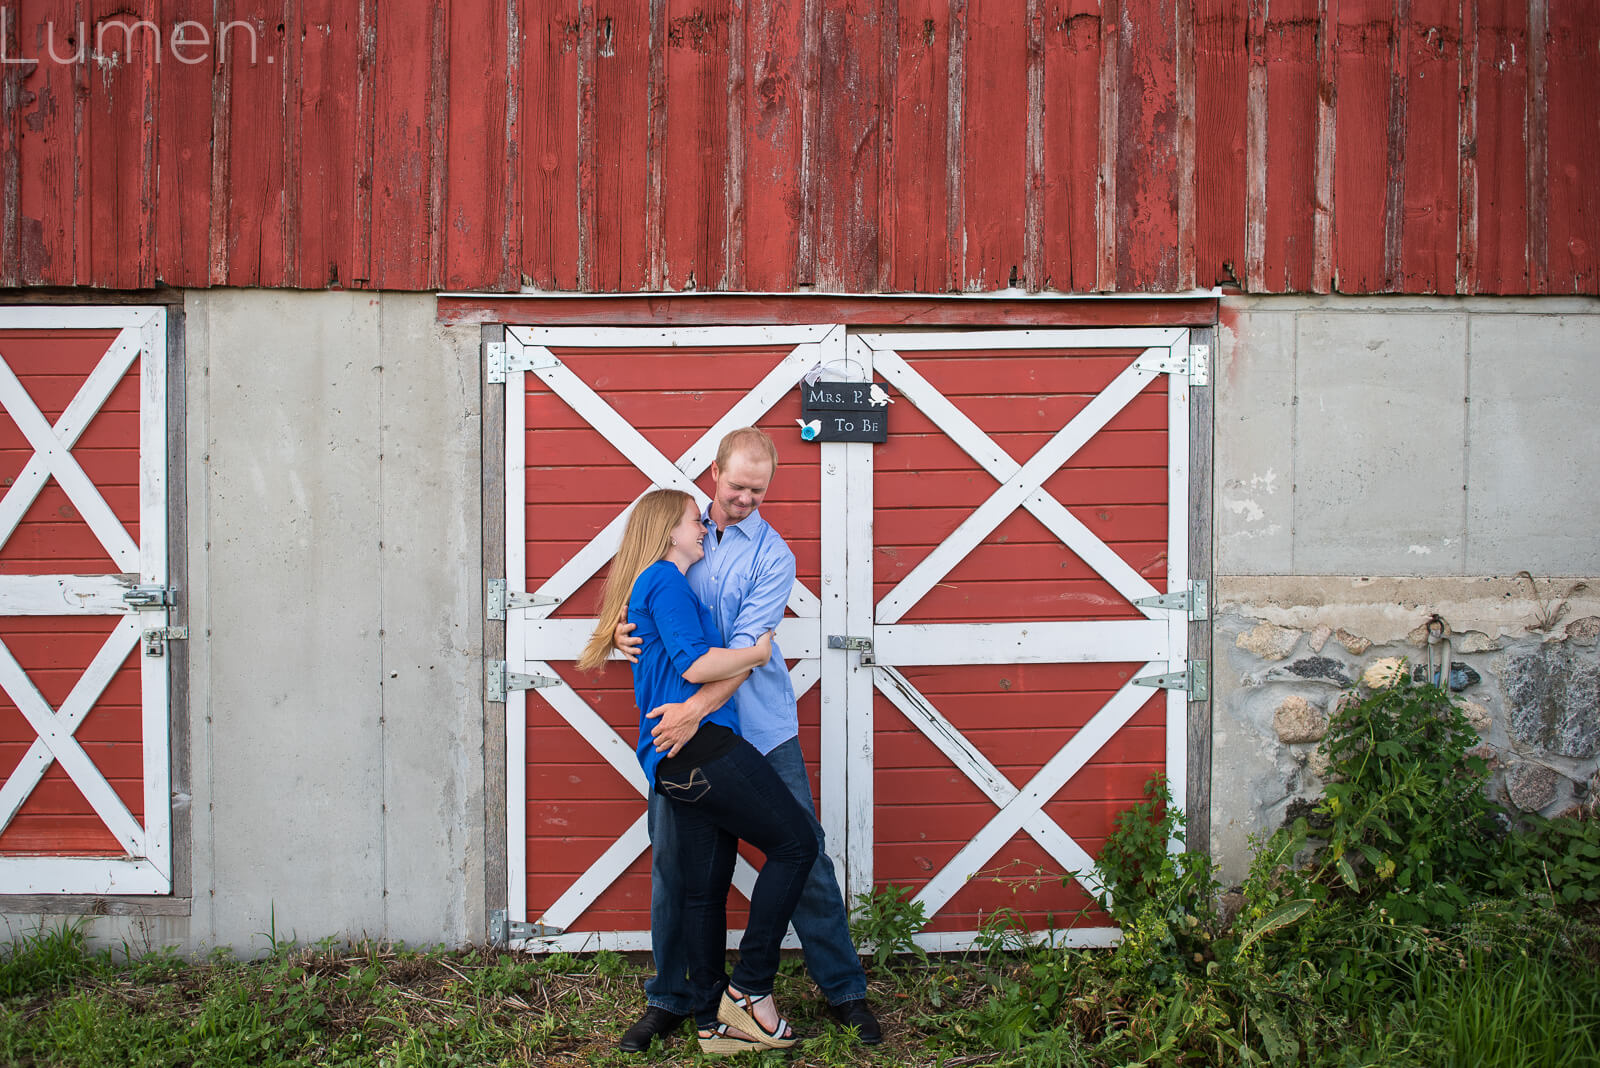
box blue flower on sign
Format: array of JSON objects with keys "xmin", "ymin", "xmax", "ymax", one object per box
[{"xmin": 796, "ymin": 418, "xmax": 821, "ymax": 441}]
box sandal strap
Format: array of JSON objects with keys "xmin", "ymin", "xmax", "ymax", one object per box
[{"xmin": 725, "ymin": 991, "xmax": 792, "ymax": 1041}]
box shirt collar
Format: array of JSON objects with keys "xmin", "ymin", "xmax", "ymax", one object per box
[{"xmin": 701, "ymin": 502, "xmax": 767, "ymax": 540}]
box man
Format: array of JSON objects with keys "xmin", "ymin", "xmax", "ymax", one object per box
[{"xmin": 616, "ymin": 426, "xmax": 883, "ymax": 1052}]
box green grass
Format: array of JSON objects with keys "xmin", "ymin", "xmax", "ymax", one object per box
[{"xmin": 4, "ymin": 914, "xmax": 1597, "ymax": 1068}]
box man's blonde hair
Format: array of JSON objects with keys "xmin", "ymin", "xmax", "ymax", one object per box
[{"xmin": 715, "ymin": 426, "xmax": 779, "ymax": 473}]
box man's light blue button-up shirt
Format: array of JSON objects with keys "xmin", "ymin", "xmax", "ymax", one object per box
[{"xmin": 686, "ymin": 503, "xmax": 798, "ymax": 755}]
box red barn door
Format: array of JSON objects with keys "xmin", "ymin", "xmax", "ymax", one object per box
[
  {"xmin": 500, "ymin": 323, "xmax": 1198, "ymax": 950},
  {"xmin": 0, "ymin": 307, "xmax": 173, "ymax": 895}
]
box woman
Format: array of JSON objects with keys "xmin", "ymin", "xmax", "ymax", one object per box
[{"xmin": 578, "ymin": 489, "xmax": 817, "ymax": 1054}]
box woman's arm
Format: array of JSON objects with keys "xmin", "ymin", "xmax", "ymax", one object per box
[{"xmin": 682, "ymin": 630, "xmax": 772, "ymax": 683}]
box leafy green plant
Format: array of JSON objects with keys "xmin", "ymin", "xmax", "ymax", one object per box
[
  {"xmin": 1494, "ymin": 811, "xmax": 1600, "ymax": 908},
  {"xmin": 1312, "ymin": 676, "xmax": 1501, "ymax": 926},
  {"xmin": 0, "ymin": 920, "xmax": 104, "ymax": 998},
  {"xmin": 849, "ymin": 884, "xmax": 928, "ymax": 969}
]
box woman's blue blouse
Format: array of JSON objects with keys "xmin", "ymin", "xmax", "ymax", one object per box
[{"xmin": 627, "ymin": 560, "xmax": 742, "ymax": 787}]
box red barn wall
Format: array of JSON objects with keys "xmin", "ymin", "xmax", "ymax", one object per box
[{"xmin": 1, "ymin": 1, "xmax": 1595, "ymax": 295}]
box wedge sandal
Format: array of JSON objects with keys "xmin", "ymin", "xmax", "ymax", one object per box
[
  {"xmin": 697, "ymin": 1023, "xmax": 764, "ymax": 1056},
  {"xmin": 717, "ymin": 989, "xmax": 797, "ymax": 1049}
]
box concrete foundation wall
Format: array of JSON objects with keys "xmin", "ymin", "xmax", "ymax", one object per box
[
  {"xmin": 5, "ymin": 291, "xmax": 1597, "ymax": 948},
  {"xmin": 1210, "ymin": 296, "xmax": 1600, "ymax": 882}
]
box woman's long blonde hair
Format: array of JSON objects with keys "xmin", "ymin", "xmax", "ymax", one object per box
[{"xmin": 576, "ymin": 489, "xmax": 695, "ymax": 672}]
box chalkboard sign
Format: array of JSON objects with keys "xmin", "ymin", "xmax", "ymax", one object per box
[{"xmin": 796, "ymin": 379, "xmax": 892, "ymax": 443}]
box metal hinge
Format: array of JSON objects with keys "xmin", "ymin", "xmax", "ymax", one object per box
[
  {"xmin": 1134, "ymin": 344, "xmax": 1209, "ymax": 386},
  {"xmin": 123, "ymin": 585, "xmax": 176, "ymax": 609},
  {"xmin": 142, "ymin": 626, "xmax": 189, "ymax": 658},
  {"xmin": 1132, "ymin": 660, "xmax": 1208, "ymax": 701},
  {"xmin": 1133, "ymin": 580, "xmax": 1208, "ymax": 620},
  {"xmin": 487, "ymin": 661, "xmax": 561, "ymax": 702},
  {"xmin": 486, "ymin": 579, "xmax": 562, "ymax": 620},
  {"xmin": 486, "ymin": 340, "xmax": 560, "ymax": 384},
  {"xmin": 489, "ymin": 909, "xmax": 565, "ymax": 944}
]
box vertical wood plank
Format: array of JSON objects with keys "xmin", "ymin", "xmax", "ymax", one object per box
[
  {"xmin": 743, "ymin": 0, "xmax": 807, "ymax": 290},
  {"xmin": 1113, "ymin": 0, "xmax": 1180, "ymax": 290},
  {"xmin": 522, "ymin": 0, "xmax": 581, "ymax": 289},
  {"xmin": 1381, "ymin": 0, "xmax": 1409, "ymax": 291},
  {"xmin": 1523, "ymin": 0, "xmax": 1546, "ymax": 293},
  {"xmin": 1398, "ymin": 0, "xmax": 1460, "ymax": 293},
  {"xmin": 1311, "ymin": 0, "xmax": 1336, "ymax": 291},
  {"xmin": 1173, "ymin": 0, "xmax": 1194, "ymax": 289},
  {"xmin": 295, "ymin": 0, "xmax": 359, "ymax": 289},
  {"xmin": 444, "ymin": 0, "xmax": 512, "ymax": 290},
  {"xmin": 876, "ymin": 0, "xmax": 898, "ymax": 291},
  {"xmin": 1039, "ymin": 0, "xmax": 1101, "ymax": 293},
  {"xmin": 501, "ymin": 0, "xmax": 522, "ymax": 291},
  {"xmin": 350, "ymin": 0, "xmax": 378, "ymax": 286},
  {"xmin": 1455, "ymin": 0, "xmax": 1477, "ymax": 293},
  {"xmin": 217, "ymin": 8, "xmax": 291, "ymax": 286},
  {"xmin": 1467, "ymin": 0, "xmax": 1526, "ymax": 292},
  {"xmin": 165, "ymin": 302, "xmax": 192, "ymax": 899},
  {"xmin": 723, "ymin": 0, "xmax": 745, "ymax": 290},
  {"xmin": 153, "ymin": 0, "xmax": 215, "ymax": 287},
  {"xmin": 1261, "ymin": 0, "xmax": 1319, "ymax": 292},
  {"xmin": 1024, "ymin": 0, "xmax": 1045, "ymax": 291},
  {"xmin": 83, "ymin": 1, "xmax": 159, "ymax": 287},
  {"xmin": 643, "ymin": 0, "xmax": 663, "ymax": 288},
  {"xmin": 796, "ymin": 0, "xmax": 821, "ymax": 285},
  {"xmin": 1194, "ymin": 0, "xmax": 1246, "ymax": 290},
  {"xmin": 883, "ymin": 0, "xmax": 950, "ymax": 292},
  {"xmin": 279, "ymin": 0, "xmax": 303, "ymax": 287},
  {"xmin": 587, "ymin": 0, "xmax": 651, "ymax": 291},
  {"xmin": 0, "ymin": 5, "xmax": 17, "ymax": 288},
  {"xmin": 1243, "ymin": 0, "xmax": 1267, "ymax": 290},
  {"xmin": 11, "ymin": 0, "xmax": 79, "ymax": 285},
  {"xmin": 207, "ymin": 0, "xmax": 234, "ymax": 284},
  {"xmin": 1094, "ymin": 0, "xmax": 1117, "ymax": 290},
  {"xmin": 959, "ymin": 0, "xmax": 1025, "ymax": 291},
  {"xmin": 1543, "ymin": 0, "xmax": 1597, "ymax": 293},
  {"xmin": 426, "ymin": 1, "xmax": 450, "ymax": 289},
  {"xmin": 1186, "ymin": 324, "xmax": 1213, "ymax": 857},
  {"xmin": 660, "ymin": 0, "xmax": 731, "ymax": 290},
  {"xmin": 370, "ymin": 0, "xmax": 435, "ymax": 289},
  {"xmin": 817, "ymin": 0, "xmax": 881, "ymax": 291},
  {"xmin": 1332, "ymin": 0, "xmax": 1392, "ymax": 291},
  {"xmin": 945, "ymin": 0, "xmax": 966, "ymax": 290},
  {"xmin": 480, "ymin": 324, "xmax": 508, "ymax": 935}
]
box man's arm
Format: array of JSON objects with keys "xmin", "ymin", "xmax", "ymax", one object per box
[
  {"xmin": 722, "ymin": 546, "xmax": 796, "ymax": 649},
  {"xmin": 647, "ymin": 674, "xmax": 745, "ymax": 756}
]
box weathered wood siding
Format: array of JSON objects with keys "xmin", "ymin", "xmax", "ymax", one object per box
[{"xmin": 1, "ymin": 2, "xmax": 1594, "ymax": 294}]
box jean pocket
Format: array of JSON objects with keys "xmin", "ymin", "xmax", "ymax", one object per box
[{"xmin": 658, "ymin": 767, "xmax": 711, "ymax": 804}]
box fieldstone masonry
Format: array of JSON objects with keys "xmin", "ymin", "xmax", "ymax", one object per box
[{"xmin": 1211, "ymin": 589, "xmax": 1600, "ymax": 882}]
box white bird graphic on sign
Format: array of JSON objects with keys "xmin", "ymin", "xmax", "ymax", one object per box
[
  {"xmin": 868, "ymin": 384, "xmax": 893, "ymax": 406},
  {"xmin": 796, "ymin": 418, "xmax": 821, "ymax": 441}
]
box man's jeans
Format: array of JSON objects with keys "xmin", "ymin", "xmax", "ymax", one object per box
[
  {"xmin": 646, "ymin": 736, "xmax": 869, "ymax": 1014},
  {"xmin": 656, "ymin": 736, "xmax": 817, "ymax": 1027}
]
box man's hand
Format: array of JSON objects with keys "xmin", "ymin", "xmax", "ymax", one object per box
[
  {"xmin": 647, "ymin": 699, "xmax": 704, "ymax": 757},
  {"xmin": 613, "ymin": 620, "xmax": 642, "ymax": 664}
]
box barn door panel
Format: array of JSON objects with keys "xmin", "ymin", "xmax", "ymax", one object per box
[
  {"xmin": 0, "ymin": 307, "xmax": 171, "ymax": 895},
  {"xmin": 855, "ymin": 329, "xmax": 1192, "ymax": 947},
  {"xmin": 503, "ymin": 325, "xmax": 844, "ymax": 950}
]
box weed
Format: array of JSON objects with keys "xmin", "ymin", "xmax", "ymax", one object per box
[{"xmin": 849, "ymin": 884, "xmax": 928, "ymax": 970}]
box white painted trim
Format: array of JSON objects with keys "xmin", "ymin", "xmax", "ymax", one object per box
[
  {"xmin": 911, "ymin": 668, "xmax": 1160, "ymax": 918},
  {"xmin": 0, "ymin": 856, "xmax": 170, "ymax": 895},
  {"xmin": 138, "ymin": 309, "xmax": 170, "ymax": 881},
  {"xmin": 872, "ymin": 348, "xmax": 1159, "ymax": 625},
  {"xmin": 528, "ymin": 667, "xmax": 651, "ymax": 797},
  {"xmin": 1164, "ymin": 333, "xmax": 1192, "ymax": 834},
  {"xmin": 0, "ymin": 626, "xmax": 146, "ymax": 855},
  {"xmin": 818, "ymin": 332, "xmax": 852, "ymax": 894},
  {"xmin": 510, "ymin": 325, "xmax": 835, "ymax": 347},
  {"xmin": 855, "ymin": 326, "xmax": 1188, "ymax": 350},
  {"xmin": 508, "ymin": 924, "xmax": 1120, "ymax": 954},
  {"xmin": 0, "ymin": 574, "xmax": 141, "ymax": 614},
  {"xmin": 504, "ymin": 352, "xmax": 530, "ymax": 924},
  {"xmin": 873, "ymin": 621, "xmax": 1170, "ymax": 665},
  {"xmin": 0, "ymin": 329, "xmax": 142, "ymax": 570},
  {"xmin": 840, "ymin": 331, "xmax": 875, "ymax": 901},
  {"xmin": 535, "ymin": 814, "xmax": 650, "ymax": 931},
  {"xmin": 525, "ymin": 616, "xmax": 821, "ymax": 661},
  {"xmin": 0, "ymin": 616, "xmax": 141, "ymax": 834},
  {"xmin": 0, "ymin": 310, "xmax": 170, "ymax": 894},
  {"xmin": 870, "ymin": 348, "xmax": 1160, "ymax": 615},
  {"xmin": 872, "ymin": 668, "xmax": 1107, "ymax": 903}
]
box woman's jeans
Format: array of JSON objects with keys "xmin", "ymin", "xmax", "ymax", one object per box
[{"xmin": 655, "ymin": 736, "xmax": 818, "ymax": 1028}]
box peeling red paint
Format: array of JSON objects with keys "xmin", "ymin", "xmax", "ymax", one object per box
[{"xmin": 0, "ymin": 2, "xmax": 1594, "ymax": 294}]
